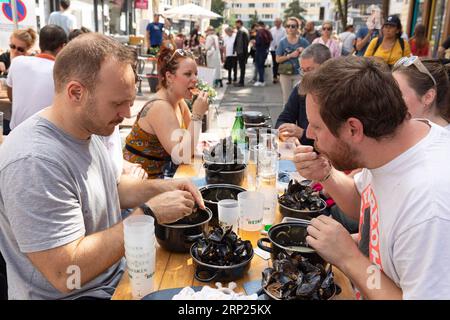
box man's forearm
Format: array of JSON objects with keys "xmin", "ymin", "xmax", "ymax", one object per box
[
  {"xmin": 117, "ymin": 175, "xmax": 175, "ymax": 209},
  {"xmin": 340, "ymin": 252, "xmax": 403, "ymax": 300},
  {"xmin": 27, "ymin": 207, "xmax": 145, "ymax": 293},
  {"xmin": 321, "ymin": 168, "xmax": 361, "ymax": 220}
]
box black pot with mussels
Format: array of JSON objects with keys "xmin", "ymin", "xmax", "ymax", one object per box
[
  {"xmin": 154, "ymin": 207, "xmax": 212, "ymax": 253},
  {"xmin": 203, "ymin": 137, "xmax": 247, "ymax": 186},
  {"xmin": 257, "ymin": 222, "xmax": 325, "ymax": 267},
  {"xmin": 199, "ymin": 184, "xmax": 246, "ymax": 227},
  {"xmin": 191, "ymin": 226, "xmax": 254, "ymax": 282}
]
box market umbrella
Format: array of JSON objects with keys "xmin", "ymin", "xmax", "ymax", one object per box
[{"xmin": 163, "ymin": 3, "xmax": 221, "ymax": 20}]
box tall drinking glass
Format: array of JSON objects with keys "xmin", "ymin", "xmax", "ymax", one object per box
[{"xmin": 238, "ymin": 191, "xmax": 264, "ymax": 240}]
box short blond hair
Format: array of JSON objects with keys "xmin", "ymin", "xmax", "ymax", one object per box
[{"xmin": 11, "ymin": 28, "xmax": 37, "ymax": 49}]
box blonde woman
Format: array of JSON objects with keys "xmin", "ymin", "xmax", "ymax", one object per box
[
  {"xmin": 276, "ymin": 17, "xmax": 310, "ymax": 104},
  {"xmin": 312, "ymin": 21, "xmax": 341, "ymax": 58},
  {"xmin": 0, "ymin": 28, "xmax": 37, "ymax": 75}
]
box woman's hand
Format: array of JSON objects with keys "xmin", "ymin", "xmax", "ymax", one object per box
[
  {"xmin": 289, "ymin": 50, "xmax": 300, "ymax": 59},
  {"xmin": 192, "ymin": 90, "xmax": 209, "ymax": 116}
]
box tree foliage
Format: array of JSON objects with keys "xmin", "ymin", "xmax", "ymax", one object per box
[
  {"xmin": 283, "ymin": 0, "xmax": 306, "ymax": 21},
  {"xmin": 210, "ymin": 0, "xmax": 226, "ymax": 28}
]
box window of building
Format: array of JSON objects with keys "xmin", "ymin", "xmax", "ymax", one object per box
[
  {"xmin": 263, "ymin": 3, "xmax": 273, "ymax": 8},
  {"xmin": 262, "ymin": 14, "xmax": 273, "ymax": 19},
  {"xmin": 233, "ymin": 3, "xmax": 242, "ymax": 8},
  {"xmin": 249, "ymin": 3, "xmax": 255, "ymax": 8},
  {"xmin": 281, "ymin": 3, "xmax": 286, "ymax": 8}
]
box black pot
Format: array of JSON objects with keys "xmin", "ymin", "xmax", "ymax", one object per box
[
  {"xmin": 243, "ymin": 111, "xmax": 266, "ymax": 125},
  {"xmin": 257, "ymin": 222, "xmax": 325, "ymax": 266},
  {"xmin": 278, "ymin": 198, "xmax": 327, "ymax": 220},
  {"xmin": 154, "ymin": 208, "xmax": 212, "ymax": 253},
  {"xmin": 199, "ymin": 184, "xmax": 246, "ymax": 227},
  {"xmin": 190, "ymin": 242, "xmax": 254, "ymax": 282},
  {"xmin": 204, "ymin": 163, "xmax": 246, "ymax": 186}
]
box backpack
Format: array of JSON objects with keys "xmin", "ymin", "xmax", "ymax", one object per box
[{"xmin": 373, "ymin": 36, "xmax": 405, "ymax": 56}]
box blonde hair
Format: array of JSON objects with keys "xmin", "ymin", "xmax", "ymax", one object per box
[{"xmin": 11, "ymin": 28, "xmax": 37, "ymax": 50}]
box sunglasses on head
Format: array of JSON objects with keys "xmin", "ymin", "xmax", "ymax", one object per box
[
  {"xmin": 286, "ymin": 24, "xmax": 298, "ymax": 29},
  {"xmin": 169, "ymin": 49, "xmax": 194, "ymax": 62},
  {"xmin": 9, "ymin": 43, "xmax": 25, "ymax": 53},
  {"xmin": 393, "ymin": 56, "xmax": 437, "ymax": 86}
]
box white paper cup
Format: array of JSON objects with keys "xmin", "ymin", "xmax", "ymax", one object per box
[
  {"xmin": 218, "ymin": 199, "xmax": 239, "ymax": 233},
  {"xmin": 238, "ymin": 191, "xmax": 264, "ymax": 231}
]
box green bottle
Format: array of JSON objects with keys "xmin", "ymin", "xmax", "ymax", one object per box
[{"xmin": 231, "ymin": 106, "xmax": 246, "ymax": 163}]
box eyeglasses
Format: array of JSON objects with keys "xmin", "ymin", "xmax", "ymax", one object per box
[
  {"xmin": 393, "ymin": 56, "xmax": 437, "ymax": 86},
  {"xmin": 168, "ymin": 49, "xmax": 194, "ymax": 62},
  {"xmin": 286, "ymin": 24, "xmax": 298, "ymax": 29},
  {"xmin": 322, "ymin": 27, "xmax": 332, "ymax": 31},
  {"xmin": 9, "ymin": 43, "xmax": 26, "ymax": 53}
]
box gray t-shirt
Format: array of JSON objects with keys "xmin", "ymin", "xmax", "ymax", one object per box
[{"xmin": 0, "ymin": 114, "xmax": 125, "ymax": 299}]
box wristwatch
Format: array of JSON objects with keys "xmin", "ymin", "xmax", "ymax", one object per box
[{"xmin": 139, "ymin": 203, "xmax": 155, "ymax": 218}]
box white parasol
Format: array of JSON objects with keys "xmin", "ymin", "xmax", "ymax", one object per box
[{"xmin": 163, "ymin": 3, "xmax": 222, "ymax": 20}]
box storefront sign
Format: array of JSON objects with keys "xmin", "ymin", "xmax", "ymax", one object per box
[{"xmin": 135, "ymin": 0, "xmax": 148, "ymax": 10}]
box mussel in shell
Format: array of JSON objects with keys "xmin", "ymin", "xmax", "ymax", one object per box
[
  {"xmin": 194, "ymin": 226, "xmax": 253, "ymax": 266},
  {"xmin": 278, "ymin": 180, "xmax": 325, "ymax": 211}
]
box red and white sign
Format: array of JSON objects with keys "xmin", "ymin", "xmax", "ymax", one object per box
[
  {"xmin": 0, "ymin": 0, "xmax": 36, "ymax": 49},
  {"xmin": 135, "ymin": 0, "xmax": 148, "ymax": 10}
]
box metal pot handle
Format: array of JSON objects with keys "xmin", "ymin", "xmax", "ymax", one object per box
[
  {"xmin": 194, "ymin": 267, "xmax": 218, "ymax": 282},
  {"xmin": 257, "ymin": 238, "xmax": 272, "ymax": 253}
]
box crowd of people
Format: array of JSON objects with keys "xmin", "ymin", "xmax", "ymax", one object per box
[{"xmin": 0, "ymin": 7, "xmax": 450, "ymax": 301}]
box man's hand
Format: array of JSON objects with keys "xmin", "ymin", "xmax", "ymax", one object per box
[
  {"xmin": 147, "ymin": 190, "xmax": 195, "ymax": 224},
  {"xmin": 306, "ymin": 215, "xmax": 361, "ymax": 268},
  {"xmin": 279, "ymin": 123, "xmax": 304, "ymax": 141},
  {"xmin": 293, "ymin": 144, "xmax": 331, "ymax": 182},
  {"xmin": 167, "ymin": 178, "xmax": 205, "ymax": 209}
]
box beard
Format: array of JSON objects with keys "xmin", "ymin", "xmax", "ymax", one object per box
[
  {"xmin": 315, "ymin": 138, "xmax": 361, "ymax": 172},
  {"xmin": 84, "ymin": 95, "xmax": 122, "ymax": 137}
]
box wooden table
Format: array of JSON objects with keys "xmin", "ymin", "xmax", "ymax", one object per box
[{"xmin": 112, "ymin": 161, "xmax": 355, "ymax": 300}]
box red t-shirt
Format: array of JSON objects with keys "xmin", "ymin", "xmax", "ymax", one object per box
[{"xmin": 409, "ymin": 38, "xmax": 429, "ymax": 57}]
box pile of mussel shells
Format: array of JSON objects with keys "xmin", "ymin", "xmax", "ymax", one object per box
[
  {"xmin": 262, "ymin": 252, "xmax": 338, "ymax": 300},
  {"xmin": 193, "ymin": 226, "xmax": 253, "ymax": 266},
  {"xmin": 278, "ymin": 180, "xmax": 324, "ymax": 211},
  {"xmin": 203, "ymin": 136, "xmax": 245, "ymax": 167}
]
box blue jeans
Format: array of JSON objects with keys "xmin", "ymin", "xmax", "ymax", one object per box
[{"xmin": 255, "ymin": 49, "xmax": 268, "ymax": 82}]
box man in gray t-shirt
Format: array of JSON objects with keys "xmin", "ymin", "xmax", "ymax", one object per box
[{"xmin": 0, "ymin": 34, "xmax": 204, "ymax": 300}]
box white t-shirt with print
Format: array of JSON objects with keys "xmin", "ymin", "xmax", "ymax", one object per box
[{"xmin": 354, "ymin": 121, "xmax": 450, "ymax": 299}]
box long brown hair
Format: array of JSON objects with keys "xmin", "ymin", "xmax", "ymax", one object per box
[
  {"xmin": 394, "ymin": 59, "xmax": 450, "ymax": 121},
  {"xmin": 411, "ymin": 24, "xmax": 429, "ymax": 51}
]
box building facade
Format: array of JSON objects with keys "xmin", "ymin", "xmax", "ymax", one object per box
[{"xmin": 224, "ymin": 0, "xmax": 333, "ymax": 27}]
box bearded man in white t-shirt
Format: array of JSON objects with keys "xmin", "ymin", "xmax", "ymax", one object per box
[
  {"xmin": 293, "ymin": 56, "xmax": 450, "ymax": 299},
  {"xmin": 7, "ymin": 24, "xmax": 67, "ymax": 130}
]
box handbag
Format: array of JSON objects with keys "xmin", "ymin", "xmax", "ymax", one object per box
[{"xmin": 278, "ymin": 62, "xmax": 294, "ymax": 75}]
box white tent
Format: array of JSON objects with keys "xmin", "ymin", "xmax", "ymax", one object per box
[{"xmin": 163, "ymin": 3, "xmax": 221, "ymax": 21}]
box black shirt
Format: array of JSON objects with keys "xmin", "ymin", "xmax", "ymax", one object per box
[
  {"xmin": 275, "ymin": 84, "xmax": 314, "ymax": 146},
  {"xmin": 0, "ymin": 52, "xmax": 11, "ymax": 76}
]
